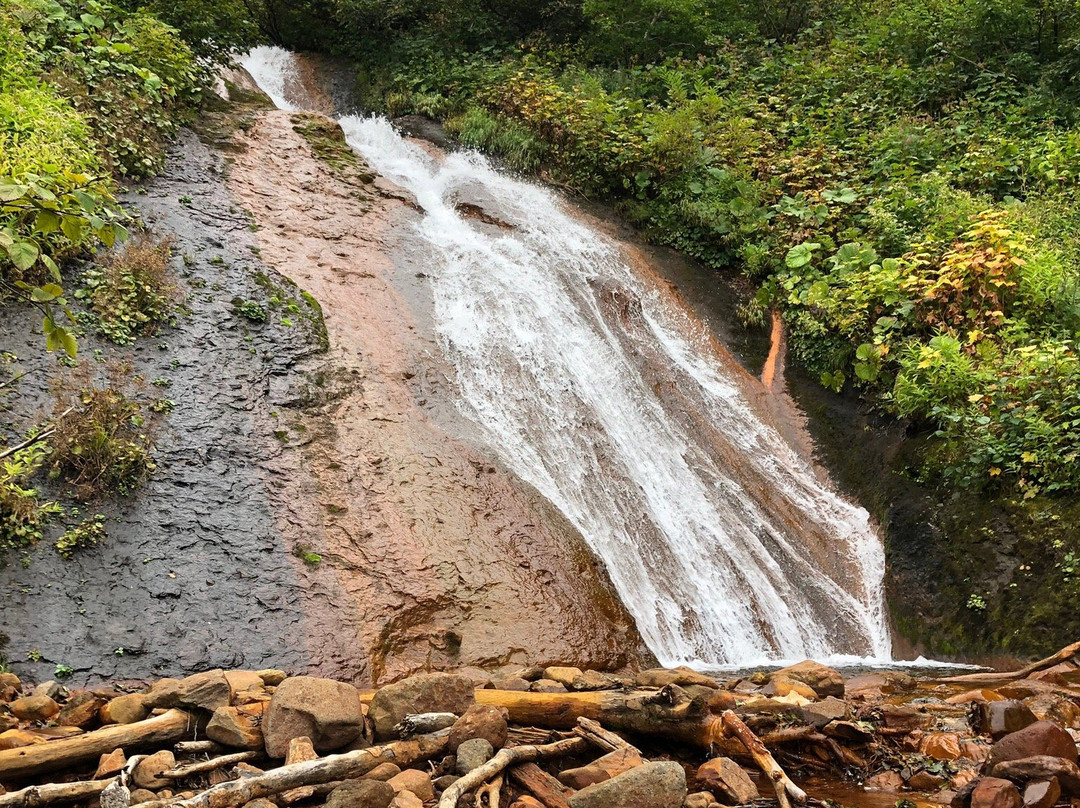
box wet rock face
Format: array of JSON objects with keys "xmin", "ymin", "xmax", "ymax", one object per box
[
  {"xmin": 226, "ymin": 110, "xmax": 649, "ymax": 682},
  {"xmin": 0, "ymin": 99, "xmax": 646, "ymax": 683}
]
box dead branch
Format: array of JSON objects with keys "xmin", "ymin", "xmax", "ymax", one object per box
[
  {"xmin": 0, "ymin": 710, "xmax": 195, "ymax": 781},
  {"xmin": 437, "ymin": 737, "xmax": 587, "ymax": 808},
  {"xmin": 721, "ymin": 710, "xmax": 807, "ymax": 808},
  {"xmin": 162, "ymin": 752, "xmax": 262, "ymax": 779},
  {"xmin": 0, "ymin": 779, "xmax": 114, "ymax": 808}
]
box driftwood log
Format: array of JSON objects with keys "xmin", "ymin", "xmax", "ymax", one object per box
[
  {"xmin": 437, "ymin": 737, "xmax": 587, "ymax": 808},
  {"xmin": 0, "ymin": 778, "xmax": 114, "ymax": 808},
  {"xmin": 942, "ymin": 639, "xmax": 1080, "ymax": 685},
  {"xmin": 0, "ymin": 710, "xmax": 196, "ymax": 781},
  {"xmin": 138, "ymin": 733, "xmax": 448, "ymax": 808},
  {"xmin": 161, "ymin": 752, "xmax": 263, "ymax": 780},
  {"xmin": 508, "ymin": 763, "xmax": 573, "ymax": 808},
  {"xmin": 720, "ymin": 711, "xmax": 807, "ymax": 808},
  {"xmin": 473, "ymin": 687, "xmax": 721, "ymax": 747}
]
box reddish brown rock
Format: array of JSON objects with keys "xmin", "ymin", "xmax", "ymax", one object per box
[
  {"xmin": 132, "ymin": 750, "xmax": 176, "ymax": 789},
  {"xmin": 987, "ymin": 721, "xmax": 1078, "ymax": 770},
  {"xmin": 510, "ymin": 799, "xmax": 544, "ymax": 808},
  {"xmin": 144, "ymin": 670, "xmax": 230, "ymax": 711},
  {"xmin": 772, "ymin": 660, "xmax": 844, "ymax": 698},
  {"xmin": 207, "ymin": 704, "xmax": 265, "ymax": 749},
  {"xmin": 1022, "ymin": 779, "xmax": 1060, "ymax": 808},
  {"xmin": 635, "ymin": 667, "xmax": 719, "ymax": 690},
  {"xmin": 366, "ymin": 763, "xmax": 402, "ymax": 781},
  {"xmin": 387, "ymin": 770, "xmax": 433, "ymax": 801},
  {"xmin": 263, "ymin": 676, "xmax": 364, "ymax": 756},
  {"xmin": 977, "ymin": 701, "xmax": 1038, "ymax": 740},
  {"xmin": 764, "ymin": 676, "xmax": 818, "ymax": 701},
  {"xmin": 94, "ymin": 748, "xmax": 127, "ymax": 779},
  {"xmin": 948, "ymin": 690, "xmax": 1006, "ymax": 705},
  {"xmin": 0, "ymin": 729, "xmax": 45, "ymax": 750},
  {"xmin": 990, "ymin": 755, "xmax": 1080, "ymax": 796},
  {"xmin": 865, "ymin": 771, "xmax": 904, "ymax": 792},
  {"xmin": 448, "ymin": 704, "xmax": 508, "ymax": 753},
  {"xmin": 883, "ymin": 705, "xmax": 934, "ymax": 732},
  {"xmin": 368, "ymin": 673, "xmax": 474, "ymax": 740},
  {"xmin": 57, "ymin": 691, "xmax": 104, "ymax": 728},
  {"xmin": 9, "ymin": 694, "xmax": 59, "ymax": 722},
  {"xmin": 99, "ymin": 693, "xmax": 148, "ymax": 725},
  {"xmin": 1024, "ymin": 694, "xmax": 1080, "ymax": 729},
  {"xmin": 922, "ymin": 733, "xmax": 963, "ymax": 761},
  {"xmin": 224, "ymin": 670, "xmax": 265, "ymax": 700},
  {"xmin": 971, "ymin": 777, "xmax": 1021, "ymax": 808},
  {"xmin": 910, "ymin": 770, "xmax": 947, "ymax": 791},
  {"xmin": 257, "ymin": 670, "xmax": 287, "ymax": 686},
  {"xmin": 696, "ymin": 756, "xmax": 758, "ymax": 803}
]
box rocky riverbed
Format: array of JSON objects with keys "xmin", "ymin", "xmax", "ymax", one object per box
[{"xmin": 2, "ymin": 644, "xmax": 1080, "ymax": 808}]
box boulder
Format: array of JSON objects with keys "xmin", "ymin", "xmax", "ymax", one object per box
[
  {"xmin": 544, "ymin": 667, "xmax": 583, "ymax": 688},
  {"xmin": 883, "ymin": 705, "xmax": 934, "ymax": 732},
  {"xmin": 1022, "ymin": 779, "xmax": 1060, "ymax": 808},
  {"xmin": 987, "ymin": 721, "xmax": 1078, "ymax": 770},
  {"xmin": 448, "ymin": 704, "xmax": 508, "ymax": 752},
  {"xmin": 771, "ymin": 660, "xmax": 844, "ymax": 698},
  {"xmin": 922, "ymin": 732, "xmax": 963, "ymax": 761},
  {"xmin": 949, "ymin": 690, "xmax": 1006, "ymax": 705},
  {"xmin": 799, "ymin": 696, "xmax": 848, "ymax": 728},
  {"xmin": 569, "ymin": 761, "xmax": 687, "ymax": 808},
  {"xmin": 696, "ymin": 757, "xmax": 758, "ymax": 804},
  {"xmin": 129, "ymin": 790, "xmax": 156, "ymax": 805},
  {"xmin": 990, "ymin": 755, "xmax": 1080, "ymax": 795},
  {"xmin": 1025, "ymin": 694, "xmax": 1080, "ymax": 729},
  {"xmin": 325, "ymin": 780, "xmax": 394, "ymax": 808},
  {"xmin": 257, "ymin": 670, "xmax": 288, "ymax": 686},
  {"xmin": 207, "ymin": 704, "xmax": 265, "ymax": 749},
  {"xmin": 454, "ymin": 738, "xmax": 494, "ymax": 775},
  {"xmin": 33, "ymin": 681, "xmax": 66, "ymax": 700},
  {"xmin": 764, "ymin": 676, "xmax": 818, "ymax": 701},
  {"xmin": 366, "ymin": 763, "xmax": 402, "ymax": 781},
  {"xmin": 510, "ymin": 799, "xmax": 544, "ymax": 808},
  {"xmin": 0, "ymin": 673, "xmax": 21, "ymax": 693},
  {"xmin": 977, "ymin": 701, "xmax": 1038, "ymax": 740},
  {"xmin": 224, "ymin": 671, "xmax": 265, "ymax": 699},
  {"xmin": 145, "ymin": 670, "xmax": 231, "ymax": 711},
  {"xmin": 94, "ymin": 748, "xmax": 126, "ymax": 779},
  {"xmin": 433, "ymin": 774, "xmax": 459, "ymax": 791},
  {"xmin": 9, "ymin": 694, "xmax": 60, "ymax": 722},
  {"xmin": 132, "ymin": 750, "xmax": 176, "ymax": 789},
  {"xmin": 683, "ymin": 793, "xmax": 714, "ymax": 808},
  {"xmin": 635, "ymin": 667, "xmax": 719, "ymax": 690},
  {"xmin": 560, "ymin": 748, "xmax": 644, "ymax": 789},
  {"xmin": 286, "ymin": 736, "xmax": 318, "ymax": 765},
  {"xmin": 971, "ymin": 777, "xmax": 1021, "ymax": 808},
  {"xmin": 0, "ymin": 729, "xmax": 45, "ymax": 750},
  {"xmin": 491, "ymin": 676, "xmax": 531, "ymax": 692},
  {"xmin": 569, "ymin": 670, "xmax": 618, "ymax": 692},
  {"xmin": 530, "ymin": 680, "xmax": 567, "ymax": 693},
  {"xmin": 0, "ymin": 715, "xmax": 16, "ymax": 732},
  {"xmin": 865, "ymin": 771, "xmax": 904, "ymax": 792},
  {"xmin": 368, "ymin": 673, "xmax": 475, "ymax": 740},
  {"xmin": 909, "ymin": 770, "xmax": 947, "ymax": 791},
  {"xmin": 263, "ymin": 676, "xmax": 365, "ymax": 757},
  {"xmin": 57, "ymin": 691, "xmax": 104, "ymax": 728},
  {"xmin": 100, "ymin": 694, "xmax": 148, "ymax": 725},
  {"xmin": 389, "ymin": 792, "xmax": 422, "ymax": 808},
  {"xmin": 387, "ymin": 770, "xmax": 433, "ymax": 801}
]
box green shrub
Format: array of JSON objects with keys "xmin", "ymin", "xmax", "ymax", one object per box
[{"xmin": 77, "ymin": 234, "xmax": 175, "ymax": 345}]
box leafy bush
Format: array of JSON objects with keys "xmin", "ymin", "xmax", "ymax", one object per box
[
  {"xmin": 55, "ymin": 513, "xmax": 106, "ymax": 557},
  {"xmin": 0, "ymin": 442, "xmax": 59, "ymax": 551},
  {"xmin": 48, "ymin": 384, "xmax": 155, "ymax": 497},
  {"xmin": 77, "ymin": 234, "xmax": 176, "ymax": 344}
]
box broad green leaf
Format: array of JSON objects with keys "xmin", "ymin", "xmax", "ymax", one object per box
[
  {"xmin": 42, "ymin": 254, "xmax": 61, "ymax": 282},
  {"xmin": 72, "ymin": 190, "xmax": 98, "ymax": 213},
  {"xmin": 0, "ymin": 181, "xmax": 28, "ymax": 202},
  {"xmin": 36, "ymin": 210, "xmax": 61, "ymax": 234},
  {"xmin": 785, "ymin": 242, "xmax": 820, "ymax": 269},
  {"xmin": 855, "ymin": 343, "xmax": 877, "ymax": 362},
  {"xmin": 61, "ymin": 215, "xmax": 84, "ymax": 242},
  {"xmin": 31, "ymin": 283, "xmax": 63, "ymax": 302},
  {"xmin": 7, "ymin": 240, "xmax": 39, "ymax": 271},
  {"xmin": 806, "ymin": 280, "xmax": 830, "ymax": 305},
  {"xmin": 80, "ymin": 12, "xmax": 105, "ymax": 28}
]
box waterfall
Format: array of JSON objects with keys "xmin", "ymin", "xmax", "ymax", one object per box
[{"xmin": 240, "ymin": 46, "xmax": 893, "ymax": 668}]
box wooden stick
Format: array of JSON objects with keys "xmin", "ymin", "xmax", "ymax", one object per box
[
  {"xmin": 942, "ymin": 639, "xmax": 1080, "ymax": 684},
  {"xmin": 162, "ymin": 752, "xmax": 262, "ymax": 779},
  {"xmin": 437, "ymin": 737, "xmax": 587, "ymax": 808},
  {"xmin": 508, "ymin": 763, "xmax": 572, "ymax": 808},
  {"xmin": 0, "ymin": 710, "xmax": 195, "ymax": 781},
  {"xmin": 138, "ymin": 733, "xmax": 448, "ymax": 808},
  {"xmin": 0, "ymin": 779, "xmax": 114, "ymax": 808},
  {"xmin": 721, "ymin": 710, "xmax": 807, "ymax": 808},
  {"xmin": 474, "ymin": 773, "xmax": 502, "ymax": 808},
  {"xmin": 174, "ymin": 742, "xmax": 226, "ymax": 755},
  {"xmin": 573, "ymin": 717, "xmax": 639, "ymax": 755}
]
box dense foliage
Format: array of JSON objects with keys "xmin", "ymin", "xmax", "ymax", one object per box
[
  {"xmin": 311, "ymin": 0, "xmax": 1080, "ymax": 497},
  {"xmin": 0, "ymin": 0, "xmax": 201, "ymax": 357}
]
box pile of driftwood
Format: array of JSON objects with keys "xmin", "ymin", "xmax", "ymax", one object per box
[{"xmin": 3, "ymin": 643, "xmax": 1080, "ymax": 808}]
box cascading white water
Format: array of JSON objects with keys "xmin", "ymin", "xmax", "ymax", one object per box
[{"xmin": 240, "ymin": 47, "xmax": 893, "ymax": 667}]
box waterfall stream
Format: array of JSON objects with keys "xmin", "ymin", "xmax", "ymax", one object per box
[{"xmin": 240, "ymin": 46, "xmax": 893, "ymax": 668}]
